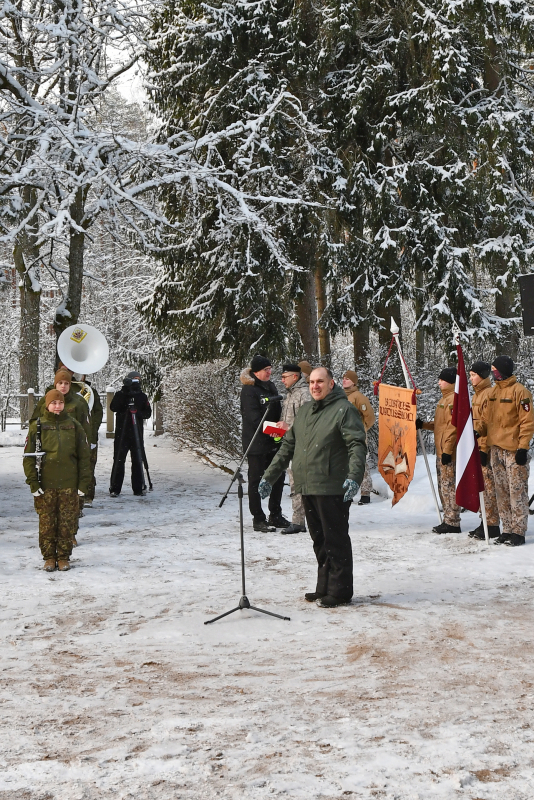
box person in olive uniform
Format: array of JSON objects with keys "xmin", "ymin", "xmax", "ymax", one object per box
[
  {"xmin": 71, "ymin": 372, "xmax": 103, "ymax": 506},
  {"xmin": 23, "ymin": 389, "xmax": 91, "ymax": 571},
  {"xmin": 259, "ymin": 367, "xmax": 367, "ymax": 608},
  {"xmin": 342, "ymin": 370, "xmax": 376, "ymax": 504}
]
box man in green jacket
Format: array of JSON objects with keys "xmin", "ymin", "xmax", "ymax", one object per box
[
  {"xmin": 71, "ymin": 372, "xmax": 103, "ymax": 506},
  {"xmin": 259, "ymin": 367, "xmax": 367, "ymax": 607}
]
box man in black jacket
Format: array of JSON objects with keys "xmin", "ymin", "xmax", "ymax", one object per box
[
  {"xmin": 109, "ymin": 372, "xmax": 152, "ymax": 497},
  {"xmin": 240, "ymin": 355, "xmax": 289, "ymax": 532}
]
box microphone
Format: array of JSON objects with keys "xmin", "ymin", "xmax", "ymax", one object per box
[{"xmin": 260, "ymin": 394, "xmax": 283, "ymax": 404}]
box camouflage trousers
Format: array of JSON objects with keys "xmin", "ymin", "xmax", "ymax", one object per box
[
  {"xmin": 34, "ymin": 488, "xmax": 78, "ymax": 560},
  {"xmin": 287, "ymin": 467, "xmax": 306, "ymax": 526},
  {"xmin": 490, "ymin": 445, "xmax": 530, "ymax": 536},
  {"xmin": 436, "ymin": 459, "xmax": 461, "ymax": 526},
  {"xmin": 360, "ymin": 460, "xmax": 373, "ymax": 497},
  {"xmin": 480, "ymin": 464, "xmax": 500, "ymax": 527}
]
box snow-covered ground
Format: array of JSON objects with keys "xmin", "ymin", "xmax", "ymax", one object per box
[{"xmin": 0, "ymin": 429, "xmax": 533, "ymax": 800}]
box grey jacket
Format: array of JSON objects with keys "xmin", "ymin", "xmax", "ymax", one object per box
[{"xmin": 280, "ymin": 375, "xmax": 311, "ymax": 428}]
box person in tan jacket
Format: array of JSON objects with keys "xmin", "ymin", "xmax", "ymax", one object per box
[
  {"xmin": 468, "ymin": 361, "xmax": 501, "ymax": 540},
  {"xmin": 343, "ymin": 370, "xmax": 375, "ymax": 504},
  {"xmin": 416, "ymin": 367, "xmax": 461, "ymax": 534},
  {"xmin": 474, "ymin": 355, "xmax": 534, "ymax": 546}
]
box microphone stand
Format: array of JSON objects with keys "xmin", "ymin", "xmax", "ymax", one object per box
[{"xmin": 205, "ymin": 400, "xmax": 290, "ymax": 624}]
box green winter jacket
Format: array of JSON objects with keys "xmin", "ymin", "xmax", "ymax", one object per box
[
  {"xmin": 263, "ymin": 383, "xmax": 367, "ymax": 495},
  {"xmin": 31, "ymin": 388, "xmax": 91, "ymax": 441},
  {"xmin": 23, "ymin": 409, "xmax": 91, "ymax": 494},
  {"xmin": 72, "ymin": 380, "xmax": 103, "ymax": 445}
]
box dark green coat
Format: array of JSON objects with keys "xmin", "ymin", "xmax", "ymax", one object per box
[
  {"xmin": 72, "ymin": 380, "xmax": 103, "ymax": 445},
  {"xmin": 23, "ymin": 409, "xmax": 91, "ymax": 494},
  {"xmin": 263, "ymin": 383, "xmax": 367, "ymax": 495},
  {"xmin": 31, "ymin": 388, "xmax": 90, "ymax": 441}
]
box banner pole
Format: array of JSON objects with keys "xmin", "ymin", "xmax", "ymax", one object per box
[
  {"xmin": 390, "ymin": 318, "xmax": 442, "ymax": 525},
  {"xmin": 479, "ymin": 491, "xmax": 490, "ymax": 545}
]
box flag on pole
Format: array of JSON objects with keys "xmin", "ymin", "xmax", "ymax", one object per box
[{"xmin": 451, "ymin": 341, "xmax": 485, "ymax": 512}]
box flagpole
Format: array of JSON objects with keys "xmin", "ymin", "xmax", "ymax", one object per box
[{"xmin": 390, "ymin": 318, "xmax": 442, "ymax": 524}]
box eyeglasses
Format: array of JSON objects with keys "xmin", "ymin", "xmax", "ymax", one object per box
[{"xmin": 281, "ymin": 373, "xmax": 298, "ymax": 379}]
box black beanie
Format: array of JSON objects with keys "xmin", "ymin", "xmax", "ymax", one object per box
[
  {"xmin": 492, "ymin": 355, "xmax": 514, "ymax": 379},
  {"xmin": 470, "ymin": 361, "xmax": 491, "ymax": 380},
  {"xmin": 439, "ymin": 367, "xmax": 457, "ymax": 384},
  {"xmin": 250, "ymin": 354, "xmax": 271, "ymax": 373},
  {"xmin": 126, "ymin": 371, "xmax": 141, "ymax": 382},
  {"xmin": 282, "ymin": 363, "xmax": 301, "ymax": 374}
]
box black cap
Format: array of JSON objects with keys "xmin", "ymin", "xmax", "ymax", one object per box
[
  {"xmin": 470, "ymin": 361, "xmax": 491, "ymax": 380},
  {"xmin": 250, "ymin": 354, "xmax": 271, "ymax": 373},
  {"xmin": 126, "ymin": 371, "xmax": 141, "ymax": 382},
  {"xmin": 439, "ymin": 367, "xmax": 457, "ymax": 384},
  {"xmin": 282, "ymin": 363, "xmax": 301, "ymax": 374},
  {"xmin": 492, "ymin": 355, "xmax": 514, "ymax": 379}
]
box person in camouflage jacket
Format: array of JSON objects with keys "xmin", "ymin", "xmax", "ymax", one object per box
[
  {"xmin": 24, "ymin": 389, "xmax": 91, "ymax": 572},
  {"xmin": 277, "ymin": 363, "xmax": 311, "ymax": 534}
]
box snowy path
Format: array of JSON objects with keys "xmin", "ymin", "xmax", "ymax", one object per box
[{"xmin": 0, "ymin": 432, "xmax": 533, "ymax": 800}]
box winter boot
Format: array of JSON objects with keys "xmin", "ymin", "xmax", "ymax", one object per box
[
  {"xmin": 316, "ymin": 595, "xmax": 352, "ymax": 608},
  {"xmin": 281, "ymin": 523, "xmax": 306, "ymax": 535},
  {"xmin": 110, "ymin": 491, "xmax": 119, "ymax": 498},
  {"xmin": 432, "ymin": 522, "xmax": 461, "ymax": 534},
  {"xmin": 57, "ymin": 560, "xmax": 70, "ymax": 571},
  {"xmin": 493, "ymin": 533, "xmax": 511, "ymax": 545},
  {"xmin": 358, "ymin": 495, "xmax": 371, "ymax": 505},
  {"xmin": 253, "ymin": 519, "xmax": 276, "ymax": 533},
  {"xmin": 43, "ymin": 559, "xmax": 56, "ymax": 572},
  {"xmin": 268, "ymin": 514, "xmax": 291, "ymax": 528},
  {"xmin": 471, "ymin": 526, "xmax": 500, "ymax": 541},
  {"xmin": 305, "ymin": 592, "xmax": 324, "ymax": 602},
  {"xmin": 504, "ymin": 534, "xmax": 525, "ymax": 547}
]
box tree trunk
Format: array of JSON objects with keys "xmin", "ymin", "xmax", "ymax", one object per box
[
  {"xmin": 352, "ymin": 296, "xmax": 369, "ymax": 365},
  {"xmin": 295, "ymin": 268, "xmax": 318, "ymax": 359},
  {"xmin": 415, "ymin": 267, "xmax": 425, "ymax": 368},
  {"xmin": 495, "ymin": 285, "xmax": 520, "ymax": 360},
  {"xmin": 314, "ymin": 263, "xmax": 331, "ymax": 364},
  {"xmin": 53, "ymin": 185, "xmax": 86, "ymax": 352},
  {"xmin": 14, "ymin": 239, "xmax": 41, "ymax": 426}
]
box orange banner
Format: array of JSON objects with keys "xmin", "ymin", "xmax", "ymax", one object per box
[{"xmin": 378, "ymin": 384, "xmax": 417, "ymax": 506}]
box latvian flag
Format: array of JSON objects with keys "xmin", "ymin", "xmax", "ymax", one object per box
[{"xmin": 451, "ymin": 343, "xmax": 485, "ymax": 512}]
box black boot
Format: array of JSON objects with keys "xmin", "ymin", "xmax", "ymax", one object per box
[
  {"xmin": 504, "ymin": 533, "xmax": 525, "ymax": 547},
  {"xmin": 268, "ymin": 514, "xmax": 291, "ymax": 528},
  {"xmin": 472, "ymin": 525, "xmax": 500, "ymax": 540},
  {"xmin": 358, "ymin": 495, "xmax": 371, "ymax": 505},
  {"xmin": 494, "ymin": 533, "xmax": 511, "ymax": 545},
  {"xmin": 253, "ymin": 519, "xmax": 276, "ymax": 532},
  {"xmin": 304, "ymin": 592, "xmax": 324, "ymax": 602},
  {"xmin": 433, "ymin": 522, "xmax": 461, "ymax": 534},
  {"xmin": 316, "ymin": 595, "xmax": 352, "ymax": 608},
  {"xmin": 281, "ymin": 523, "xmax": 306, "ymax": 535}
]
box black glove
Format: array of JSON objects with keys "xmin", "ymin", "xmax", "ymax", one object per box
[
  {"xmin": 479, "ymin": 451, "xmax": 487, "ymax": 467},
  {"xmin": 441, "ymin": 453, "xmax": 452, "ymax": 465},
  {"xmin": 515, "ymin": 448, "xmax": 528, "ymax": 466},
  {"xmin": 415, "ymin": 418, "xmax": 423, "ymax": 430}
]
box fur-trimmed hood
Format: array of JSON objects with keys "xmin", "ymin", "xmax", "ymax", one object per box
[{"xmin": 240, "ymin": 368, "xmax": 256, "ymax": 386}]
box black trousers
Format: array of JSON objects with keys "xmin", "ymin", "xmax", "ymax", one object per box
[
  {"xmin": 247, "ymin": 451, "xmax": 285, "ymax": 521},
  {"xmin": 303, "ymin": 495, "xmax": 353, "ymax": 600},
  {"xmin": 110, "ymin": 436, "xmax": 145, "ymax": 495}
]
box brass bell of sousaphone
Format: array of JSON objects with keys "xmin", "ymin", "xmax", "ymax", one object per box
[{"xmin": 57, "ymin": 324, "xmax": 109, "ymax": 412}]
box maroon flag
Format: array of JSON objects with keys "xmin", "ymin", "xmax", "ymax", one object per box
[{"xmin": 451, "ymin": 343, "xmax": 484, "ymax": 512}]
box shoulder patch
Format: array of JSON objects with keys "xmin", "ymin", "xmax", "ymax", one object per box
[
  {"xmin": 522, "ymin": 400, "xmax": 531, "ymax": 413},
  {"xmin": 361, "ymin": 404, "xmax": 367, "ymax": 411}
]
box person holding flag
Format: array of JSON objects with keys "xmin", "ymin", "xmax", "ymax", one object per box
[
  {"xmin": 474, "ymin": 356, "xmax": 534, "ymax": 547},
  {"xmin": 416, "ymin": 367, "xmax": 461, "ymax": 534},
  {"xmin": 467, "ymin": 362, "xmax": 501, "ymax": 540}
]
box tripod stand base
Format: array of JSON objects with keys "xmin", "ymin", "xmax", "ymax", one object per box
[{"xmin": 204, "ymin": 595, "xmax": 290, "ymax": 624}]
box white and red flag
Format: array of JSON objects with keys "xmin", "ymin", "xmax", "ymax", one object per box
[{"xmin": 451, "ymin": 341, "xmax": 485, "ymax": 512}]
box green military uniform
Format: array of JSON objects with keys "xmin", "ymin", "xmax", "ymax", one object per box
[
  {"xmin": 72, "ymin": 380, "xmax": 103, "ymax": 502},
  {"xmin": 23, "ymin": 409, "xmax": 91, "ymax": 562}
]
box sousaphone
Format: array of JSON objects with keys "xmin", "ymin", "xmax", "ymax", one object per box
[{"xmin": 57, "ymin": 324, "xmax": 109, "ymax": 412}]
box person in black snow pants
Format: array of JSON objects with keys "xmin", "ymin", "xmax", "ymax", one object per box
[{"xmin": 109, "ymin": 372, "xmax": 151, "ymax": 497}]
